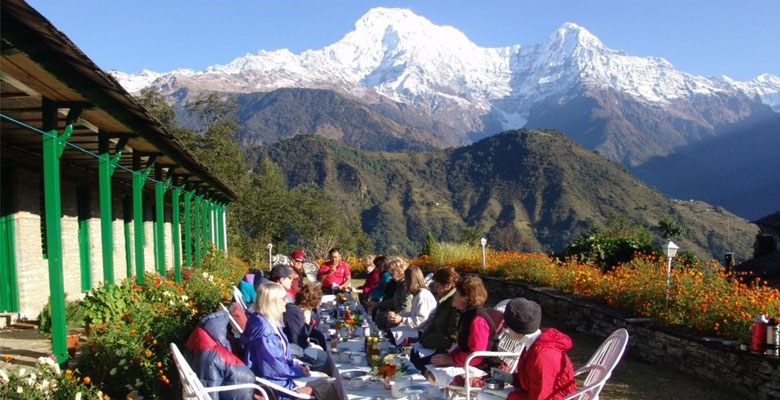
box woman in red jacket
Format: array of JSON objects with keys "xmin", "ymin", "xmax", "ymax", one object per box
[{"xmin": 502, "ymin": 298, "xmax": 576, "ymax": 400}]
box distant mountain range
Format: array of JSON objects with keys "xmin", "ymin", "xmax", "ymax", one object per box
[
  {"xmin": 111, "ymin": 7, "xmax": 780, "ymax": 219},
  {"xmin": 250, "ymin": 131, "xmax": 756, "ymax": 260}
]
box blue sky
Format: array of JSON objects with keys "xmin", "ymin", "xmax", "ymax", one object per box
[{"xmin": 27, "ymin": 0, "xmax": 779, "ymax": 81}]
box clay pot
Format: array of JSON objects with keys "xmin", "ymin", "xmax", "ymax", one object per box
[{"xmin": 66, "ymin": 333, "xmax": 81, "ymax": 358}]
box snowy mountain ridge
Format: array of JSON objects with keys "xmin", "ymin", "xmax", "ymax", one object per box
[{"xmin": 111, "ymin": 7, "xmax": 779, "ymax": 120}]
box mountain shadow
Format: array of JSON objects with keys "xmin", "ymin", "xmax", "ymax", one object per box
[
  {"xmin": 233, "ymin": 88, "xmax": 449, "ymax": 151},
  {"xmin": 632, "ymin": 112, "xmax": 780, "ymax": 220}
]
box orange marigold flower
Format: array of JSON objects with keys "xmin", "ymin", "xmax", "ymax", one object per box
[
  {"xmin": 83, "ymin": 376, "xmax": 92, "ymax": 385},
  {"xmin": 65, "ymin": 369, "xmax": 73, "ymax": 376},
  {"xmin": 2, "ymin": 354, "xmax": 12, "ymax": 362},
  {"xmin": 145, "ymin": 349, "xmax": 153, "ymax": 357}
]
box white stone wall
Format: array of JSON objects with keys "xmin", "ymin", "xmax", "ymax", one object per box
[
  {"xmin": 6, "ymin": 167, "xmax": 189, "ymax": 320},
  {"xmin": 12, "ymin": 169, "xmax": 48, "ymax": 320}
]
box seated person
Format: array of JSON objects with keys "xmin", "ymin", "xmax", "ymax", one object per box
[
  {"xmin": 184, "ymin": 310, "xmax": 257, "ymax": 400},
  {"xmin": 241, "ymin": 283, "xmax": 313, "ymax": 399},
  {"xmin": 368, "ymin": 255, "xmax": 391, "ymax": 301},
  {"xmin": 353, "ymin": 255, "xmax": 379, "ymax": 303},
  {"xmin": 317, "ymin": 248, "xmax": 351, "ymax": 294},
  {"xmin": 425, "ymin": 276, "xmax": 498, "ymax": 387},
  {"xmin": 499, "ymin": 298, "xmax": 576, "ymax": 400},
  {"xmin": 284, "ymin": 282, "xmax": 327, "ymax": 349},
  {"xmin": 237, "ymin": 277, "xmax": 256, "ymax": 306},
  {"xmin": 368, "ymin": 257, "xmax": 413, "ymax": 330},
  {"xmin": 387, "ymin": 265, "xmax": 437, "ymax": 340},
  {"xmin": 289, "ymin": 249, "xmax": 306, "ymax": 297},
  {"xmin": 411, "ymin": 266, "xmax": 460, "ymax": 370},
  {"xmin": 269, "ymin": 264, "xmax": 295, "ymax": 303}
]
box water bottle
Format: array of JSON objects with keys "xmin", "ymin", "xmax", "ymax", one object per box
[
  {"xmin": 362, "ymin": 319, "xmax": 371, "ymax": 337},
  {"xmin": 766, "ymin": 318, "xmax": 779, "ymax": 357}
]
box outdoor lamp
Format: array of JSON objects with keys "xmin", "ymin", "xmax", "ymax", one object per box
[
  {"xmin": 266, "ymin": 243, "xmax": 273, "ymax": 270},
  {"xmin": 662, "ymin": 241, "xmax": 679, "ymax": 300},
  {"xmin": 480, "ymin": 237, "xmax": 487, "ymax": 269}
]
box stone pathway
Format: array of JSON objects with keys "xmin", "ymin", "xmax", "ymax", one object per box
[{"xmin": 0, "ymin": 322, "xmax": 54, "ymax": 367}]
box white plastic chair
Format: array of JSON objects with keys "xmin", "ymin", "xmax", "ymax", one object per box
[
  {"xmin": 233, "ymin": 285, "xmax": 248, "ymax": 311},
  {"xmin": 424, "ymin": 272, "xmax": 434, "ymax": 288},
  {"xmin": 447, "ymin": 299, "xmax": 525, "ymax": 400},
  {"xmin": 219, "ymin": 303, "xmax": 243, "ymax": 336},
  {"xmin": 170, "ymin": 342, "xmax": 269, "ymax": 400},
  {"xmin": 302, "ymin": 261, "xmax": 319, "ymax": 283},
  {"xmin": 561, "ymin": 328, "xmax": 629, "ymax": 400},
  {"xmin": 475, "ymin": 328, "xmax": 630, "ymax": 400}
]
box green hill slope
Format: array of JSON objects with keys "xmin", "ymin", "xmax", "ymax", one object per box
[{"xmin": 251, "ymin": 129, "xmax": 756, "ymax": 260}]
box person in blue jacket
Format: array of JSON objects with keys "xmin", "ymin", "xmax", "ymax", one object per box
[{"xmin": 241, "ymin": 282, "xmax": 314, "ymax": 399}]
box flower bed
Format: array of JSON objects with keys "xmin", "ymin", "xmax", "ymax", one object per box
[
  {"xmin": 409, "ymin": 248, "xmax": 780, "ymax": 343},
  {"xmin": 73, "ymin": 249, "xmax": 246, "ymax": 400},
  {"xmin": 0, "ymin": 356, "xmax": 104, "ymax": 400}
]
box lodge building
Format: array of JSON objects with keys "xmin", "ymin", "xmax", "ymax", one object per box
[{"xmin": 1, "ymin": 0, "xmax": 236, "ymax": 362}]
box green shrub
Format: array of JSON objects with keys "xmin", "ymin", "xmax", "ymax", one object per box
[{"xmin": 38, "ymin": 298, "xmax": 86, "ymax": 337}]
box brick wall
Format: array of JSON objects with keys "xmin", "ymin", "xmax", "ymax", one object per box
[{"xmin": 481, "ymin": 276, "xmax": 780, "ymax": 400}]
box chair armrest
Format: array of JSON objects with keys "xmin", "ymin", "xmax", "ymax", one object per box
[
  {"xmin": 462, "ymin": 351, "xmax": 523, "ymax": 400},
  {"xmin": 203, "ymin": 383, "xmax": 269, "ymax": 399},
  {"xmin": 255, "ymin": 377, "xmax": 315, "ymax": 400},
  {"xmin": 573, "ymin": 364, "xmax": 607, "ymax": 377},
  {"xmin": 560, "ymin": 379, "xmax": 607, "ymax": 400}
]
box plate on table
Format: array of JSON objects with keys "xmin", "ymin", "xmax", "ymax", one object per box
[{"xmin": 341, "ymin": 370, "xmax": 370, "ymax": 380}]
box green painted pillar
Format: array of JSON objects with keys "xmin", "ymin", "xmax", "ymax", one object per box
[
  {"xmin": 98, "ymin": 135, "xmax": 120, "ymax": 286},
  {"xmin": 194, "ymin": 194, "xmax": 201, "ymax": 268},
  {"xmin": 183, "ymin": 190, "xmax": 192, "ymax": 267},
  {"xmin": 133, "ymin": 154, "xmax": 152, "ymax": 284},
  {"xmin": 41, "ymin": 99, "xmax": 71, "ymax": 363},
  {"xmin": 122, "ymin": 196, "xmax": 132, "ymax": 279},
  {"xmin": 171, "ymin": 184, "xmax": 182, "ymax": 282},
  {"xmin": 154, "ymin": 167, "xmax": 170, "ymax": 276},
  {"xmin": 0, "ymin": 167, "xmax": 20, "ymax": 312},
  {"xmin": 206, "ymin": 199, "xmax": 213, "ymax": 247},
  {"xmin": 76, "ymin": 187, "xmax": 92, "ymax": 291}
]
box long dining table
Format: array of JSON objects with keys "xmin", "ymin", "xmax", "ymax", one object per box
[{"xmin": 315, "ymin": 297, "xmax": 442, "ymax": 400}]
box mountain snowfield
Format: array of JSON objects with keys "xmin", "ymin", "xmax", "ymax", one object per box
[{"xmin": 111, "ymin": 7, "xmax": 780, "ymax": 121}]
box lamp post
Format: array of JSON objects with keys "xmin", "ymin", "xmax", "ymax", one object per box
[
  {"xmin": 662, "ymin": 241, "xmax": 679, "ymax": 300},
  {"xmin": 266, "ymin": 243, "xmax": 273, "ymax": 271},
  {"xmin": 480, "ymin": 237, "xmax": 487, "ymax": 269}
]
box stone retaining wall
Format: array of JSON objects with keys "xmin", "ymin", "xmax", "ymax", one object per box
[{"xmin": 481, "ymin": 276, "xmax": 780, "ymax": 400}]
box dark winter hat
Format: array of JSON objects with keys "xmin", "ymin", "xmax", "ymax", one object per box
[
  {"xmin": 270, "ymin": 264, "xmax": 294, "ymax": 281},
  {"xmin": 504, "ymin": 298, "xmax": 542, "ymax": 334}
]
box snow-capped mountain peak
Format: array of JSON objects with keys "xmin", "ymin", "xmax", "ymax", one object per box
[{"xmin": 110, "ymin": 7, "xmax": 780, "ymax": 120}]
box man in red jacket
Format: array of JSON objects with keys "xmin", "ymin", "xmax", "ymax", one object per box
[{"xmin": 503, "ymin": 298, "xmax": 576, "ymax": 400}]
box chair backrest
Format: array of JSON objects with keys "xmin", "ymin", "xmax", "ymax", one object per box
[
  {"xmin": 564, "ymin": 328, "xmax": 630, "ymax": 400},
  {"xmin": 170, "ymin": 342, "xmax": 213, "ymax": 400},
  {"xmin": 233, "ymin": 286, "xmax": 248, "ymax": 310},
  {"xmin": 220, "ymin": 303, "xmax": 244, "ymax": 336},
  {"xmin": 493, "ymin": 298, "xmax": 511, "ymax": 313},
  {"xmin": 495, "ymin": 329, "xmax": 526, "ymax": 372},
  {"xmin": 302, "ymin": 261, "xmax": 319, "ymax": 282},
  {"xmin": 424, "ymin": 272, "xmax": 434, "ymax": 288}
]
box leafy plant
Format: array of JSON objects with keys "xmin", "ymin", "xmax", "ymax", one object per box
[{"xmin": 38, "ymin": 298, "xmax": 86, "ymax": 337}]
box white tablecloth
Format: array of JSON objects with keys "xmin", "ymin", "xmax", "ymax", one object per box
[{"xmin": 334, "ymin": 339, "xmax": 443, "ymax": 400}]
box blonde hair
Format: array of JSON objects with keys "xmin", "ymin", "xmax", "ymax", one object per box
[
  {"xmin": 386, "ymin": 257, "xmax": 408, "ymax": 280},
  {"xmin": 255, "ymin": 282, "xmax": 288, "ymax": 324},
  {"xmin": 405, "ymin": 265, "xmax": 427, "ymax": 294},
  {"xmin": 361, "ymin": 255, "xmax": 376, "ymax": 269}
]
